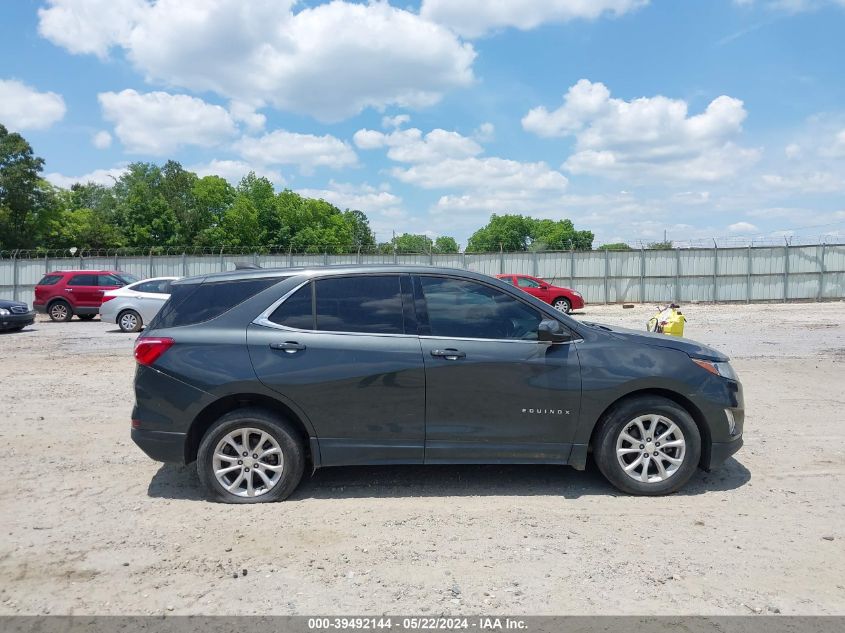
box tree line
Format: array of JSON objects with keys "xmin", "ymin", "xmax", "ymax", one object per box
[{"xmin": 1, "ymin": 123, "xmax": 596, "ymax": 254}]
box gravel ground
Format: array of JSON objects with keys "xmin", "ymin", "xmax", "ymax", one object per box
[{"xmin": 0, "ymin": 302, "xmax": 843, "ymax": 616}]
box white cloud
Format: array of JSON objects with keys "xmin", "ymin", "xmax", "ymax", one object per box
[
  {"xmin": 354, "ymin": 127, "xmax": 483, "ymax": 163},
  {"xmin": 188, "ymin": 159, "xmax": 284, "ymax": 187},
  {"xmin": 728, "ymin": 221, "xmax": 759, "ymax": 233},
  {"xmin": 474, "ymin": 122, "xmax": 495, "ymax": 142},
  {"xmin": 761, "ymin": 171, "xmax": 845, "ymax": 193},
  {"xmin": 0, "ymin": 79, "xmax": 66, "ymax": 131},
  {"xmin": 297, "ymin": 181, "xmax": 403, "ymax": 213},
  {"xmin": 98, "ymin": 89, "xmax": 237, "ymax": 155},
  {"xmin": 234, "ymin": 130, "xmax": 358, "ymax": 173},
  {"xmin": 523, "ymin": 79, "xmax": 759, "ymax": 181},
  {"xmin": 420, "ymin": 0, "xmax": 648, "ymax": 37},
  {"xmin": 91, "ymin": 130, "xmax": 112, "ymax": 149},
  {"xmin": 39, "ymin": 0, "xmax": 475, "ymax": 122},
  {"xmin": 45, "ymin": 166, "xmax": 127, "ymax": 188},
  {"xmin": 37, "ymin": 0, "xmax": 146, "ymax": 58},
  {"xmin": 228, "ymin": 101, "xmax": 266, "ymax": 133},
  {"xmin": 393, "ymin": 156, "xmax": 569, "ymax": 192},
  {"xmin": 382, "ymin": 114, "xmax": 411, "ymax": 129}
]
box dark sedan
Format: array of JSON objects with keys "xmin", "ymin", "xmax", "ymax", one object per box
[{"xmin": 0, "ymin": 299, "xmax": 36, "ymax": 332}]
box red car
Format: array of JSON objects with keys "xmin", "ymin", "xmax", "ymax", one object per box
[
  {"xmin": 34, "ymin": 270, "xmax": 139, "ymax": 322},
  {"xmin": 496, "ymin": 274, "xmax": 584, "ymax": 313}
]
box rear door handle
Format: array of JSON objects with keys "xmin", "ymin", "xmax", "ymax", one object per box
[
  {"xmin": 430, "ymin": 348, "xmax": 465, "ymax": 360},
  {"xmin": 270, "ymin": 341, "xmax": 306, "ymax": 354}
]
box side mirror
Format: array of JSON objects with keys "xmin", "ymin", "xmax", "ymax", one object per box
[
  {"xmin": 539, "ymin": 284, "xmax": 548, "ymax": 289},
  {"xmin": 538, "ymin": 319, "xmax": 572, "ymax": 343}
]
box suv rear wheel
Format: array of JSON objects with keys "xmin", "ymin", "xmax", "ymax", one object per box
[
  {"xmin": 594, "ymin": 395, "xmax": 701, "ymax": 495},
  {"xmin": 197, "ymin": 408, "xmax": 305, "ymax": 503},
  {"xmin": 48, "ymin": 300, "xmax": 72, "ymax": 322}
]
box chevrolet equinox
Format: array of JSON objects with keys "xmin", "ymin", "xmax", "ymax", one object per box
[{"xmin": 131, "ymin": 266, "xmax": 744, "ymax": 503}]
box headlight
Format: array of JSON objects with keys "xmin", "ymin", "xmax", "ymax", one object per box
[
  {"xmin": 692, "ymin": 358, "xmax": 738, "ymax": 381},
  {"xmin": 0, "ymin": 308, "xmax": 9, "ymax": 316}
]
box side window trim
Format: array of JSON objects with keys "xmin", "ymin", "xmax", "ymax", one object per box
[{"xmin": 256, "ymin": 274, "xmax": 415, "ymax": 337}]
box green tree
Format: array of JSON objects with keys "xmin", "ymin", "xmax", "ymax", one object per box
[
  {"xmin": 193, "ymin": 176, "xmax": 235, "ymax": 246},
  {"xmin": 466, "ymin": 214, "xmax": 592, "ymax": 252},
  {"xmin": 393, "ymin": 233, "xmax": 433, "ymax": 253},
  {"xmin": 597, "ymin": 242, "xmax": 632, "ymax": 251},
  {"xmin": 647, "ymin": 240, "xmax": 674, "ymax": 250},
  {"xmin": 433, "ymin": 235, "xmax": 460, "ymax": 253},
  {"xmin": 466, "ymin": 214, "xmax": 535, "ymax": 252},
  {"xmin": 45, "ymin": 184, "xmax": 123, "ymax": 249},
  {"xmin": 0, "ymin": 124, "xmax": 56, "ymax": 249},
  {"xmin": 160, "ymin": 160, "xmax": 200, "ymax": 244},
  {"xmin": 112, "ymin": 163, "xmax": 179, "ymax": 247},
  {"xmin": 343, "ymin": 209, "xmax": 376, "ymax": 249}
]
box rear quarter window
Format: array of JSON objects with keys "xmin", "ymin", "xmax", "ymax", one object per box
[
  {"xmin": 150, "ymin": 277, "xmax": 283, "ymax": 329},
  {"xmin": 37, "ymin": 274, "xmax": 62, "ymax": 286}
]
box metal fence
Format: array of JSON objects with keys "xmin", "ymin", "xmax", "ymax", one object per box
[{"xmin": 1, "ymin": 244, "xmax": 844, "ymax": 307}]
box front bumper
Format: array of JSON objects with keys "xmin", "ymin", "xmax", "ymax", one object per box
[
  {"xmin": 0, "ymin": 310, "xmax": 36, "ymax": 330},
  {"xmin": 706, "ymin": 434, "xmax": 744, "ymax": 470}
]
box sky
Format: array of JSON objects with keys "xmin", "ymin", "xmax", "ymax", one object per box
[{"xmin": 1, "ymin": 0, "xmax": 844, "ymax": 248}]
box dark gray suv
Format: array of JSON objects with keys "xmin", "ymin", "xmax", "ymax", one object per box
[{"xmin": 131, "ymin": 266, "xmax": 744, "ymax": 503}]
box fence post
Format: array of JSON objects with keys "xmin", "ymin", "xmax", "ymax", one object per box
[
  {"xmin": 676, "ymin": 248, "xmax": 682, "ymax": 304},
  {"xmin": 499, "ymin": 244, "xmax": 504, "ymax": 274},
  {"xmin": 603, "ymin": 247, "xmax": 609, "ymax": 305},
  {"xmin": 462, "ymin": 252, "xmax": 467, "ymax": 271},
  {"xmin": 639, "ymin": 248, "xmax": 645, "ymax": 304},
  {"xmin": 45, "ymin": 252, "xmax": 49, "ymax": 274},
  {"xmin": 220, "ymin": 247, "xmax": 225, "ymax": 272},
  {"xmin": 357, "ymin": 246, "xmax": 362, "ymax": 265},
  {"xmin": 783, "ymin": 241, "xmax": 790, "ymax": 303},
  {"xmin": 818, "ymin": 243, "xmax": 826, "ymax": 300},
  {"xmin": 148, "ymin": 249, "xmax": 154, "ymax": 278},
  {"xmin": 12, "ymin": 251, "xmax": 19, "ymax": 302},
  {"xmin": 746, "ymin": 244, "xmax": 752, "ymax": 304},
  {"xmin": 114, "ymin": 252, "xmax": 119, "ymax": 272},
  {"xmin": 182, "ymin": 252, "xmax": 188, "ymax": 277},
  {"xmin": 711, "ymin": 242, "xmax": 717, "ymax": 303},
  {"xmin": 569, "ymin": 250, "xmax": 574, "ymax": 289},
  {"xmin": 532, "ymin": 251, "xmax": 539, "ymax": 277},
  {"xmin": 288, "ymin": 246, "xmax": 293, "ymax": 269}
]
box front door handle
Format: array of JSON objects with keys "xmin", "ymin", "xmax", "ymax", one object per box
[
  {"xmin": 270, "ymin": 341, "xmax": 306, "ymax": 354},
  {"xmin": 430, "ymin": 348, "xmax": 465, "ymax": 360}
]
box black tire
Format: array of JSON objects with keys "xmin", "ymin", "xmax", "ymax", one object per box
[
  {"xmin": 197, "ymin": 408, "xmax": 305, "ymax": 504},
  {"xmin": 48, "ymin": 300, "xmax": 73, "ymax": 322},
  {"xmin": 78, "ymin": 314, "xmax": 96, "ymax": 321},
  {"xmin": 117, "ymin": 309, "xmax": 143, "ymax": 333},
  {"xmin": 593, "ymin": 395, "xmax": 701, "ymax": 496},
  {"xmin": 552, "ymin": 297, "xmax": 572, "ymax": 314}
]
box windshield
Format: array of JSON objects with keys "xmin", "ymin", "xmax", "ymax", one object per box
[{"xmin": 118, "ymin": 273, "xmax": 140, "ymax": 284}]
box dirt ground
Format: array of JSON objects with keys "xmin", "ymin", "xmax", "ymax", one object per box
[{"xmin": 0, "ymin": 302, "xmax": 843, "ymax": 616}]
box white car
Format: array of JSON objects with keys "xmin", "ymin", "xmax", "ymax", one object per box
[{"xmin": 100, "ymin": 276, "xmax": 178, "ymax": 332}]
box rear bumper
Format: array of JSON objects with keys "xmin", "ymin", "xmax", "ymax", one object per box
[
  {"xmin": 131, "ymin": 428, "xmax": 186, "ymax": 463},
  {"xmin": 34, "ymin": 302, "xmax": 46, "ymax": 314},
  {"xmin": 0, "ymin": 311, "xmax": 36, "ymax": 329}
]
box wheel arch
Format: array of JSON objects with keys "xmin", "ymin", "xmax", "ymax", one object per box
[
  {"xmin": 185, "ymin": 393, "xmax": 316, "ymax": 468},
  {"xmin": 587, "ymin": 388, "xmax": 711, "ymax": 468},
  {"xmin": 47, "ymin": 297, "xmax": 72, "ymax": 312}
]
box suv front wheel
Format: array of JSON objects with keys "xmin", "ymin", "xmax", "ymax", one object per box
[
  {"xmin": 594, "ymin": 395, "xmax": 701, "ymax": 495},
  {"xmin": 197, "ymin": 408, "xmax": 305, "ymax": 503}
]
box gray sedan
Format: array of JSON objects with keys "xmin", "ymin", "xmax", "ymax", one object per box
[{"xmin": 100, "ymin": 277, "xmax": 178, "ymax": 332}]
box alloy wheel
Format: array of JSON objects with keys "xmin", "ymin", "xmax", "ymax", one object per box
[
  {"xmin": 615, "ymin": 414, "xmax": 686, "ymax": 483},
  {"xmin": 212, "ymin": 428, "xmax": 284, "ymax": 497},
  {"xmin": 50, "ymin": 303, "xmax": 68, "ymax": 320}
]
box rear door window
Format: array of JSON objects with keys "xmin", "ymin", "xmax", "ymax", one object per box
[
  {"xmin": 68, "ymin": 274, "xmax": 98, "ymax": 286},
  {"xmin": 268, "ymin": 283, "xmax": 314, "ymax": 329},
  {"xmin": 134, "ymin": 280, "xmax": 171, "ymax": 294},
  {"xmin": 315, "ymin": 276, "xmax": 405, "ymax": 334}
]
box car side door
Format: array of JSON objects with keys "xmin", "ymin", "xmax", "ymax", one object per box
[
  {"xmin": 415, "ymin": 274, "xmax": 582, "ymax": 464},
  {"xmin": 133, "ymin": 279, "xmax": 172, "ymax": 322},
  {"xmin": 65, "ymin": 274, "xmax": 100, "ymax": 310},
  {"xmin": 247, "ymin": 274, "xmax": 427, "ymax": 466},
  {"xmin": 515, "ymin": 275, "xmax": 548, "ymax": 303}
]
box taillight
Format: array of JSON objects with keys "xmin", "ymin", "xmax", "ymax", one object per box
[
  {"xmin": 101, "ymin": 295, "xmax": 117, "ymax": 303},
  {"xmin": 134, "ymin": 337, "xmax": 174, "ymax": 366}
]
